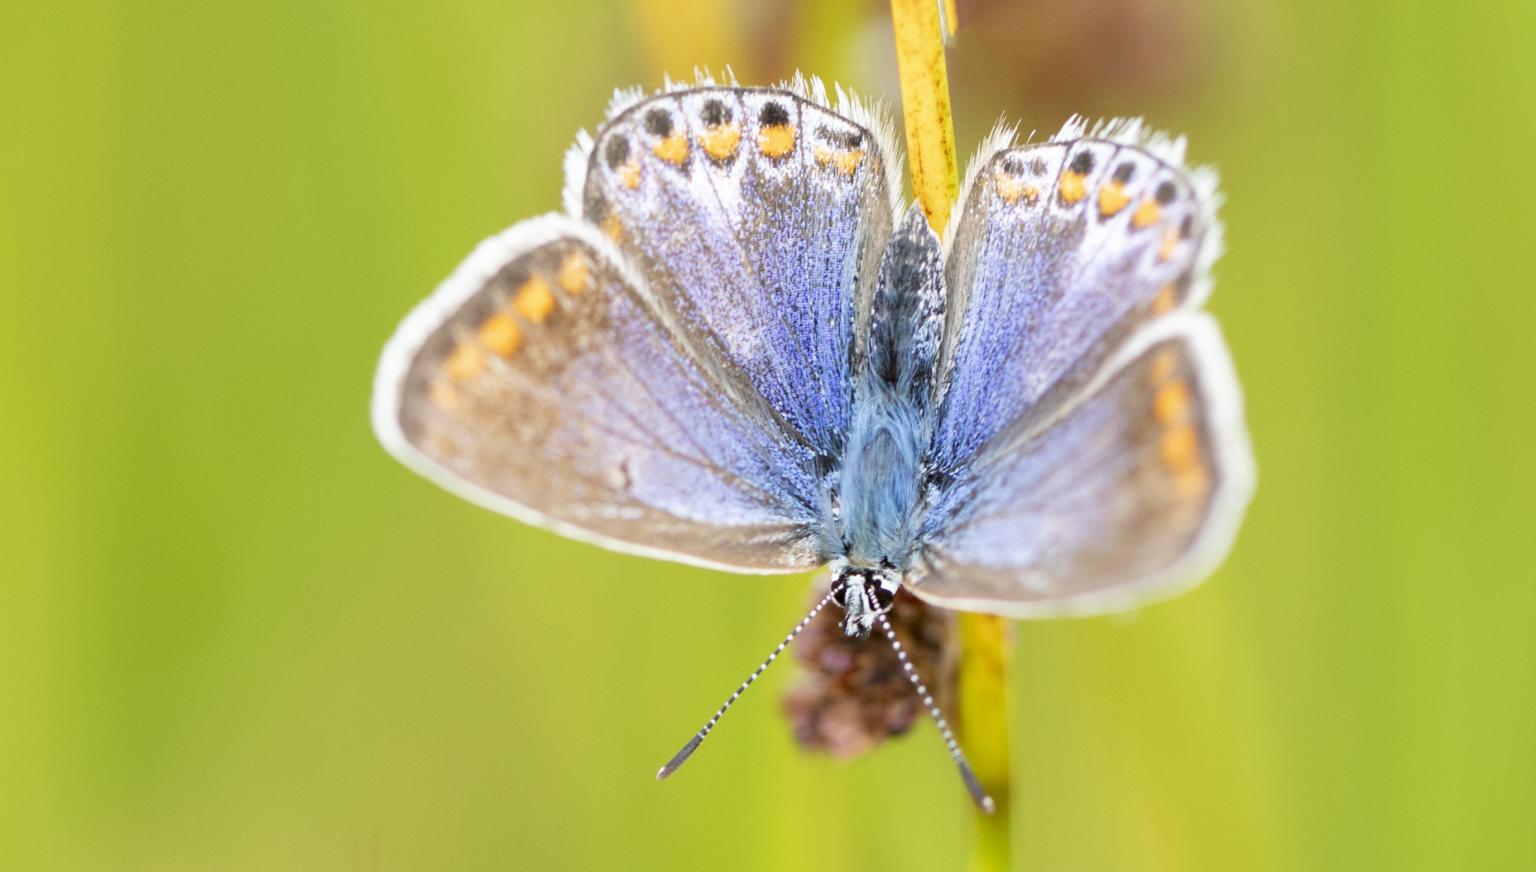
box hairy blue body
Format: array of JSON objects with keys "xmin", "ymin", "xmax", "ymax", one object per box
[{"xmin": 834, "ymin": 206, "xmax": 946, "ymax": 572}]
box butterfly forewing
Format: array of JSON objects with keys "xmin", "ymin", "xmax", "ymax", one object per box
[
  {"xmin": 933, "ymin": 131, "xmax": 1218, "ymax": 473},
  {"xmin": 373, "ymin": 215, "xmax": 824, "ymax": 572},
  {"xmin": 910, "ymin": 314, "xmax": 1253, "ymax": 617},
  {"xmin": 580, "ymin": 86, "xmax": 896, "ymax": 460}
]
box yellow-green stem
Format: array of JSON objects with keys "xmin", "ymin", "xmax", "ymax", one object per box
[
  {"xmin": 889, "ymin": 2, "xmax": 1013, "ymax": 868},
  {"xmin": 959, "ymin": 613, "xmax": 1013, "ymax": 871},
  {"xmin": 889, "ymin": 0, "xmax": 958, "ymax": 234}
]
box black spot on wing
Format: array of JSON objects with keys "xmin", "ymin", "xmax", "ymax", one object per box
[
  {"xmin": 604, "ymin": 136, "xmax": 630, "ymax": 169},
  {"xmin": 700, "ymin": 98, "xmax": 731, "ymax": 126},
  {"xmin": 644, "ymin": 108, "xmax": 673, "ymax": 137},
  {"xmin": 759, "ymin": 101, "xmax": 790, "ymax": 127}
]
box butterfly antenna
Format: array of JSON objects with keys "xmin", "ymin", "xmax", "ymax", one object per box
[
  {"xmin": 657, "ymin": 591, "xmax": 836, "ymax": 780},
  {"xmin": 875, "ymin": 611, "xmax": 996, "ymax": 814}
]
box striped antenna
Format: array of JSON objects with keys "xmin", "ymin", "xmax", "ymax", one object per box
[
  {"xmin": 657, "ymin": 591, "xmax": 836, "ymax": 780},
  {"xmin": 876, "ymin": 610, "xmax": 996, "ymax": 814}
]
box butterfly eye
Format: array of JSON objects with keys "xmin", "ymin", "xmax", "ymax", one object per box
[
  {"xmin": 871, "ymin": 583, "xmax": 895, "ymax": 612},
  {"xmin": 829, "ymin": 575, "xmax": 849, "ymax": 601}
]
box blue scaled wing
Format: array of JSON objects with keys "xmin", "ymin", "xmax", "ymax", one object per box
[
  {"xmin": 932, "ymin": 122, "xmax": 1223, "ymax": 470},
  {"xmin": 911, "ymin": 315, "xmax": 1254, "ymax": 616},
  {"xmin": 911, "ymin": 123, "xmax": 1255, "ymax": 615},
  {"xmin": 372, "ymin": 215, "xmax": 825, "ymax": 573},
  {"xmin": 572, "ymin": 80, "xmax": 899, "ymax": 462}
]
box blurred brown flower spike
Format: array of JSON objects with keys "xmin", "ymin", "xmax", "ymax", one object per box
[{"xmin": 783, "ymin": 587, "xmax": 958, "ymax": 758}]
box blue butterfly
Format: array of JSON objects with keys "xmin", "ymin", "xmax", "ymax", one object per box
[{"xmin": 371, "ymin": 74, "xmax": 1255, "ymax": 811}]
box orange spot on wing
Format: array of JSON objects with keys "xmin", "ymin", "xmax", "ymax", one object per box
[
  {"xmin": 430, "ymin": 380, "xmax": 459, "ymax": 409},
  {"xmin": 652, "ymin": 132, "xmax": 689, "ymax": 165},
  {"xmin": 1131, "ymin": 199, "xmax": 1162, "ymax": 229},
  {"xmin": 758, "ymin": 124, "xmax": 796, "ymax": 158},
  {"xmin": 1158, "ymin": 225, "xmax": 1181, "ymax": 261},
  {"xmin": 993, "ymin": 170, "xmax": 1038, "ymax": 205},
  {"xmin": 477, "ymin": 311, "xmax": 522, "ymax": 358},
  {"xmin": 1058, "ymin": 171, "xmax": 1088, "ymax": 204},
  {"xmin": 813, "ymin": 145, "xmax": 866, "ymax": 176},
  {"xmin": 700, "ymin": 122, "xmax": 741, "ymax": 160},
  {"xmin": 1098, "ymin": 180, "xmax": 1131, "ymax": 216},
  {"xmin": 617, "ymin": 159, "xmax": 641, "ymax": 190},
  {"xmin": 600, "ymin": 213, "xmax": 622, "ymax": 241},
  {"xmin": 1160, "ymin": 423, "xmax": 1200, "ymax": 472},
  {"xmin": 1149, "ymin": 349, "xmax": 1180, "ymax": 385},
  {"xmin": 1174, "ymin": 464, "xmax": 1211, "ymax": 499},
  {"xmin": 513, "ymin": 275, "xmax": 555, "ymax": 324},
  {"xmin": 1151, "ymin": 283, "xmax": 1178, "ymax": 315},
  {"xmin": 445, "ymin": 341, "xmax": 486, "ymax": 382},
  {"xmin": 1154, "ymin": 380, "xmax": 1191, "ymax": 425},
  {"xmin": 557, "ymin": 252, "xmax": 591, "ymax": 294}
]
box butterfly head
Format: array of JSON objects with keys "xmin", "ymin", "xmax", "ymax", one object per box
[{"xmin": 828, "ymin": 561, "xmax": 901, "ymax": 639}]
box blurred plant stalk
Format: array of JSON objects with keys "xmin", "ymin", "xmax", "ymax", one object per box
[
  {"xmin": 890, "ymin": 1, "xmax": 1013, "ymax": 869},
  {"xmin": 890, "ymin": 0, "xmax": 958, "ymax": 232},
  {"xmin": 957, "ymin": 612, "xmax": 1013, "ymax": 871}
]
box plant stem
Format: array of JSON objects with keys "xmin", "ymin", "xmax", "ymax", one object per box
[
  {"xmin": 888, "ymin": 2, "xmax": 1014, "ymax": 869},
  {"xmin": 889, "ymin": 0, "xmax": 959, "ymax": 234},
  {"xmin": 959, "ymin": 613, "xmax": 1013, "ymax": 871}
]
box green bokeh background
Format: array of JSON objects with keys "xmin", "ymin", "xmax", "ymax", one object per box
[{"xmin": 4, "ymin": 1, "xmax": 1533, "ymax": 869}]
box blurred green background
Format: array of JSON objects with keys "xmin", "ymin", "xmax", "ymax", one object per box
[{"xmin": 4, "ymin": 0, "xmax": 1533, "ymax": 869}]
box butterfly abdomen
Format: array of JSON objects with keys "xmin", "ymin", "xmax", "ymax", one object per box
[
  {"xmin": 840, "ymin": 392, "xmax": 925, "ymax": 567},
  {"xmin": 837, "ymin": 205, "xmax": 946, "ymax": 568}
]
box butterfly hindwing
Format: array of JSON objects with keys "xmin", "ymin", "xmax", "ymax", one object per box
[
  {"xmin": 910, "ymin": 314, "xmax": 1254, "ymax": 616},
  {"xmin": 372, "ymin": 215, "xmax": 824, "ymax": 572},
  {"xmin": 578, "ymin": 83, "xmax": 898, "ymax": 461}
]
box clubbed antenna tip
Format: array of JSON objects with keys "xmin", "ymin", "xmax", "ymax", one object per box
[
  {"xmin": 656, "ymin": 734, "xmax": 703, "ymax": 780},
  {"xmin": 875, "ymin": 611, "xmax": 995, "ymax": 814}
]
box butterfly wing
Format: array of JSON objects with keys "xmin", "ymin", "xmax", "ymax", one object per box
[
  {"xmin": 372, "ymin": 214, "xmax": 824, "ymax": 572},
  {"xmin": 911, "ymin": 314, "xmax": 1253, "ymax": 616},
  {"xmin": 573, "ymin": 79, "xmax": 900, "ymax": 461},
  {"xmin": 910, "ymin": 124, "xmax": 1253, "ymax": 616},
  {"xmin": 931, "ymin": 122, "xmax": 1222, "ymax": 472}
]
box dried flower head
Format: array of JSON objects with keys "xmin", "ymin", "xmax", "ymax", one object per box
[{"xmin": 782, "ymin": 582, "xmax": 958, "ymax": 758}]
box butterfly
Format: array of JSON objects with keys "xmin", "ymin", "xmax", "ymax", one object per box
[{"xmin": 371, "ymin": 74, "xmax": 1255, "ymax": 811}]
